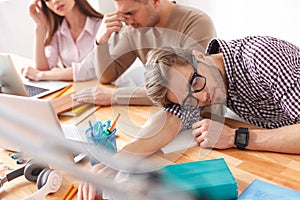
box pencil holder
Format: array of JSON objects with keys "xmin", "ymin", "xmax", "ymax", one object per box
[{"xmin": 85, "ymin": 120, "xmax": 117, "ymax": 166}]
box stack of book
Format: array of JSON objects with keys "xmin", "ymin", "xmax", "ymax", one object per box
[
  {"xmin": 157, "ymin": 158, "xmax": 238, "ymax": 200},
  {"xmin": 51, "ymin": 93, "xmax": 91, "ymax": 116},
  {"xmin": 60, "ymin": 104, "xmax": 91, "ymax": 117}
]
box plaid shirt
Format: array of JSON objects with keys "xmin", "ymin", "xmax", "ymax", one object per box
[
  {"xmin": 165, "ymin": 36, "xmax": 300, "ymax": 129},
  {"xmin": 163, "ymin": 104, "xmax": 203, "ymax": 130}
]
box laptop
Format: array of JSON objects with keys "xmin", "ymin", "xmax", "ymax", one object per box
[
  {"xmin": 0, "ymin": 53, "xmax": 71, "ymax": 98},
  {"xmin": 0, "ymin": 94, "xmax": 89, "ymax": 152}
]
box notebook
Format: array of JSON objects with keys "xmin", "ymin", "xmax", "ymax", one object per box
[
  {"xmin": 50, "ymin": 93, "xmax": 85, "ymax": 114},
  {"xmin": 238, "ymin": 179, "xmax": 300, "ymax": 200},
  {"xmin": 0, "ymin": 53, "xmax": 71, "ymax": 98},
  {"xmin": 0, "ymin": 94, "xmax": 90, "ymax": 152},
  {"xmin": 160, "ymin": 129, "xmax": 198, "ymax": 154}
]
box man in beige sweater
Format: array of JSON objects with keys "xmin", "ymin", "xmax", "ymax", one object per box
[
  {"xmin": 76, "ymin": 1, "xmax": 216, "ymax": 199},
  {"xmin": 72, "ymin": 0, "xmax": 216, "ymax": 106}
]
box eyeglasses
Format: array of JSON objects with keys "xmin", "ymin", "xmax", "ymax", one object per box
[{"xmin": 182, "ymin": 55, "xmax": 206, "ymax": 110}]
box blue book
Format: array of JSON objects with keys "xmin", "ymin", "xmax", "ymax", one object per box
[{"xmin": 238, "ymin": 179, "xmax": 300, "ymax": 200}]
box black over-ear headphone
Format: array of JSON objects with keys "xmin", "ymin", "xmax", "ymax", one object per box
[{"xmin": 0, "ymin": 159, "xmax": 62, "ymax": 199}]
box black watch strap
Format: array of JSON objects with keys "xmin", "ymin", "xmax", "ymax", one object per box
[{"xmin": 234, "ymin": 127, "xmax": 249, "ymax": 150}]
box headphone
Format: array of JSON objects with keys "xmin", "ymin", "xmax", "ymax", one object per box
[{"xmin": 0, "ymin": 159, "xmax": 62, "ymax": 200}]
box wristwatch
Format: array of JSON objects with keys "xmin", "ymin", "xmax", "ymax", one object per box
[{"xmin": 234, "ymin": 127, "xmax": 249, "ymax": 150}]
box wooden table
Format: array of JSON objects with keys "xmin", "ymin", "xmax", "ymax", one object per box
[
  {"xmin": 1, "ymin": 100, "xmax": 300, "ymax": 199},
  {"xmin": 1, "ymin": 56, "xmax": 300, "ymax": 199}
]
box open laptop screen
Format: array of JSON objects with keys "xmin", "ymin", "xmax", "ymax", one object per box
[
  {"xmin": 0, "ymin": 94, "xmax": 88, "ymax": 152},
  {"xmin": 0, "ymin": 53, "xmax": 29, "ymax": 96},
  {"xmin": 0, "ymin": 94, "xmax": 64, "ymax": 151},
  {"xmin": 0, "ymin": 53, "xmax": 71, "ymax": 98}
]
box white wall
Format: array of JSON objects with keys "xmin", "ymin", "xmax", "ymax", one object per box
[
  {"xmin": 0, "ymin": 0, "xmax": 34, "ymax": 58},
  {"xmin": 0, "ymin": 0, "xmax": 114, "ymax": 59},
  {"xmin": 176, "ymin": 0, "xmax": 300, "ymax": 46},
  {"xmin": 1, "ymin": 0, "xmax": 300, "ymax": 59}
]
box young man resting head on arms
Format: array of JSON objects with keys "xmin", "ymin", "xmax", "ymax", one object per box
[
  {"xmin": 77, "ymin": 36, "xmax": 300, "ymax": 200},
  {"xmin": 145, "ymin": 36, "xmax": 300, "ymax": 154}
]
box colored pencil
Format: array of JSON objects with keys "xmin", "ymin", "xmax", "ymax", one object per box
[
  {"xmin": 109, "ymin": 113, "xmax": 120, "ymax": 132},
  {"xmin": 52, "ymin": 84, "xmax": 72, "ymax": 99},
  {"xmin": 60, "ymin": 184, "xmax": 74, "ymax": 200}
]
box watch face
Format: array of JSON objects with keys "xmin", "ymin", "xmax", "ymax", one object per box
[
  {"xmin": 236, "ymin": 133, "xmax": 247, "ymax": 144},
  {"xmin": 235, "ymin": 127, "xmax": 249, "ymax": 150}
]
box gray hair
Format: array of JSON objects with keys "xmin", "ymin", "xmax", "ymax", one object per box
[{"xmin": 145, "ymin": 46, "xmax": 192, "ymax": 107}]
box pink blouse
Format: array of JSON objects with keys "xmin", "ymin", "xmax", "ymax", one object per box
[{"xmin": 45, "ymin": 16, "xmax": 108, "ymax": 81}]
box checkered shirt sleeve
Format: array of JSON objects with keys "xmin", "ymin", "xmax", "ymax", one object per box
[
  {"xmin": 207, "ymin": 36, "xmax": 300, "ymax": 128},
  {"xmin": 163, "ymin": 103, "xmax": 203, "ymax": 130}
]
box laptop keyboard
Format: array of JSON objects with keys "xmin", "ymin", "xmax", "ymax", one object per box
[{"xmin": 24, "ymin": 84, "xmax": 49, "ymax": 97}]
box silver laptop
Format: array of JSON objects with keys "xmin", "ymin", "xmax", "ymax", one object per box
[
  {"xmin": 0, "ymin": 94, "xmax": 88, "ymax": 152},
  {"xmin": 0, "ymin": 53, "xmax": 71, "ymax": 98}
]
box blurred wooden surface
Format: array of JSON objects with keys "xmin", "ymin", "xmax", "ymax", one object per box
[{"xmin": 2, "ymin": 101, "xmax": 300, "ymax": 199}]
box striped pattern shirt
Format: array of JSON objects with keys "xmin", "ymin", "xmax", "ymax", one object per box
[{"xmin": 164, "ymin": 36, "xmax": 300, "ymax": 129}]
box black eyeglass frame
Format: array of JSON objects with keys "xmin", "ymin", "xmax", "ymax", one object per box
[{"xmin": 182, "ymin": 55, "xmax": 207, "ymax": 110}]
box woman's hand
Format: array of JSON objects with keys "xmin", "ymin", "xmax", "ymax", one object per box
[
  {"xmin": 21, "ymin": 66, "xmax": 43, "ymax": 81},
  {"xmin": 29, "ymin": 0, "xmax": 47, "ymax": 34}
]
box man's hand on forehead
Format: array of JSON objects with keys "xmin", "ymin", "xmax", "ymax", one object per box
[
  {"xmin": 109, "ymin": 11, "xmax": 126, "ymax": 21},
  {"xmin": 115, "ymin": 11, "xmax": 133, "ymax": 24},
  {"xmin": 116, "ymin": 11, "xmax": 131, "ymax": 17}
]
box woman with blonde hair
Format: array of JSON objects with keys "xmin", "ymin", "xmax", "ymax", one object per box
[{"xmin": 23, "ymin": 0, "xmax": 113, "ymax": 81}]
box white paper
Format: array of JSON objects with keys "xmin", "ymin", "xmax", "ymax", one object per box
[{"xmin": 160, "ymin": 129, "xmax": 198, "ymax": 154}]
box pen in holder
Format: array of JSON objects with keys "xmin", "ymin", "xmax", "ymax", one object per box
[{"xmin": 85, "ymin": 119, "xmax": 118, "ymax": 166}]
